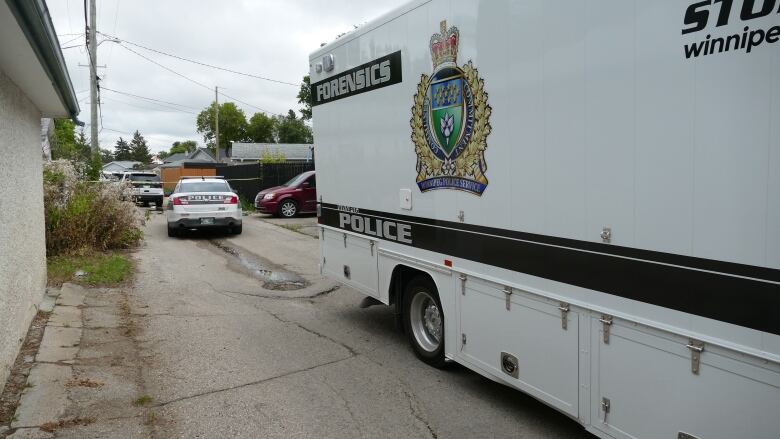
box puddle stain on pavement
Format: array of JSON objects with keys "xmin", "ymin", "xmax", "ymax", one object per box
[{"xmin": 204, "ymin": 240, "xmax": 309, "ymax": 290}]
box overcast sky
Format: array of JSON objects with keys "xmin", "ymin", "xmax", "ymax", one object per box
[{"xmin": 48, "ymin": 0, "xmax": 408, "ymax": 154}]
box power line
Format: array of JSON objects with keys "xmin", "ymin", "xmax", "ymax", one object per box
[
  {"xmin": 98, "ymin": 31, "xmax": 299, "ymax": 87},
  {"xmin": 218, "ymin": 90, "xmax": 272, "ymax": 115},
  {"xmin": 85, "ymin": 125, "xmax": 175, "ymax": 143},
  {"xmin": 117, "ymin": 42, "xmax": 212, "ymax": 92},
  {"xmin": 101, "ymin": 87, "xmax": 201, "ymax": 111},
  {"xmin": 101, "ymin": 95, "xmax": 198, "ymax": 115},
  {"xmin": 60, "ymin": 34, "xmax": 84, "ymax": 47},
  {"xmin": 115, "ymin": 43, "xmax": 281, "ymax": 116}
]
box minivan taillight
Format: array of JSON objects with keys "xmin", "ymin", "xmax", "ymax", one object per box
[{"xmin": 226, "ymin": 196, "xmax": 238, "ymax": 204}]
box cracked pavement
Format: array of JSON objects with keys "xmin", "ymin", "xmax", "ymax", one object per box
[
  {"xmin": 133, "ymin": 213, "xmax": 592, "ymax": 438},
  {"xmin": 8, "ymin": 213, "xmax": 593, "ymax": 438}
]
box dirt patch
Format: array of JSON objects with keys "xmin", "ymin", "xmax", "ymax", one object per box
[
  {"xmin": 0, "ymin": 311, "xmax": 50, "ymax": 427},
  {"xmin": 40, "ymin": 416, "xmax": 95, "ymax": 432},
  {"xmin": 65, "ymin": 378, "xmax": 104, "ymax": 389}
]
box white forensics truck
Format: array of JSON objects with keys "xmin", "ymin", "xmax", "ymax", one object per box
[{"xmin": 310, "ymin": 1, "xmax": 780, "ymax": 438}]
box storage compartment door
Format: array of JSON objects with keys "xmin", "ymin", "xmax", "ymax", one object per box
[
  {"xmin": 459, "ymin": 277, "xmax": 579, "ymax": 417},
  {"xmin": 592, "ymin": 318, "xmax": 780, "ymax": 439},
  {"xmin": 322, "ymin": 229, "xmax": 379, "ymax": 298}
]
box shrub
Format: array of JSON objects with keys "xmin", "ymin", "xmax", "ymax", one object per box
[
  {"xmin": 44, "ymin": 160, "xmax": 144, "ymax": 256},
  {"xmin": 239, "ymin": 195, "xmax": 255, "ymax": 213}
]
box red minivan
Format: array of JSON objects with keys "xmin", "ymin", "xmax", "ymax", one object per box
[{"xmin": 254, "ymin": 171, "xmax": 316, "ymax": 218}]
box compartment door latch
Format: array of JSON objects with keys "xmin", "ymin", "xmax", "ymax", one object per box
[
  {"xmin": 599, "ymin": 315, "xmax": 613, "ymax": 344},
  {"xmin": 459, "ymin": 274, "xmax": 467, "ymax": 295},
  {"xmin": 503, "ymin": 286, "xmax": 512, "ymax": 311},
  {"xmin": 600, "ymin": 397, "xmax": 611, "ymax": 423},
  {"xmin": 558, "ymin": 302, "xmax": 570, "ymax": 330},
  {"xmin": 686, "ymin": 339, "xmax": 705, "ymax": 375}
]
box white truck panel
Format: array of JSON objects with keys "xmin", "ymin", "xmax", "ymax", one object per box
[{"xmin": 311, "ymin": 1, "xmax": 780, "ymax": 438}]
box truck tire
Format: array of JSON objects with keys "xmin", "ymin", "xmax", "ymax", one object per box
[
  {"xmin": 403, "ymin": 276, "xmax": 446, "ymax": 368},
  {"xmin": 279, "ymin": 199, "xmax": 297, "ymax": 218},
  {"xmin": 155, "ymin": 199, "xmax": 163, "ymax": 209}
]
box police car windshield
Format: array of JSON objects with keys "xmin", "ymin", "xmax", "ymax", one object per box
[
  {"xmin": 283, "ymin": 173, "xmax": 309, "ymax": 187},
  {"xmin": 179, "ymin": 181, "xmax": 230, "ymax": 193}
]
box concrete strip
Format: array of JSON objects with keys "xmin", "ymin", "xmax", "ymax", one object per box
[
  {"xmin": 11, "ymin": 364, "xmax": 72, "ymax": 428},
  {"xmin": 56, "ymin": 284, "xmax": 86, "ymax": 307},
  {"xmin": 48, "ymin": 306, "xmax": 81, "ymax": 328},
  {"xmin": 36, "ymin": 327, "xmax": 82, "ymax": 363},
  {"xmin": 6, "ymin": 428, "xmax": 54, "ymax": 439},
  {"xmin": 82, "ymin": 307, "xmax": 122, "ymax": 329}
]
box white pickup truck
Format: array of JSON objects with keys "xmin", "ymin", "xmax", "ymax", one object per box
[{"xmin": 120, "ymin": 171, "xmax": 163, "ymax": 208}]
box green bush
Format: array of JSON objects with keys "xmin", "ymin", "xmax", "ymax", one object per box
[
  {"xmin": 239, "ymin": 195, "xmax": 255, "ymax": 213},
  {"xmin": 44, "ymin": 161, "xmax": 144, "ymax": 256}
]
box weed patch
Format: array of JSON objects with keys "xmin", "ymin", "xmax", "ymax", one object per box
[
  {"xmin": 239, "ymin": 195, "xmax": 256, "ymax": 213},
  {"xmin": 44, "ymin": 160, "xmax": 143, "ymax": 256},
  {"xmin": 48, "ymin": 253, "xmax": 133, "ymax": 287},
  {"xmin": 133, "ymin": 395, "xmax": 152, "ymax": 406},
  {"xmin": 279, "ymin": 223, "xmax": 302, "ymax": 233}
]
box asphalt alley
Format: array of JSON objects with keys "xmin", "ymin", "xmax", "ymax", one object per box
[{"xmin": 127, "ymin": 212, "xmax": 594, "ymax": 438}]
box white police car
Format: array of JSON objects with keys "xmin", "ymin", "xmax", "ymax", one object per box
[{"xmin": 166, "ymin": 177, "xmax": 242, "ymax": 237}]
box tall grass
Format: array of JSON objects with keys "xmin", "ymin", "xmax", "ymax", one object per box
[{"xmin": 43, "ymin": 161, "xmax": 144, "ymax": 256}]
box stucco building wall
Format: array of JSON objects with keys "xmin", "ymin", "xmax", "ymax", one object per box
[{"xmin": 0, "ymin": 70, "xmax": 47, "ymax": 385}]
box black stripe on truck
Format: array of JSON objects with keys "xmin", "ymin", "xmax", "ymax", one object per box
[
  {"xmin": 319, "ymin": 203, "xmax": 780, "ymax": 336},
  {"xmin": 311, "ymin": 51, "xmax": 402, "ymax": 106}
]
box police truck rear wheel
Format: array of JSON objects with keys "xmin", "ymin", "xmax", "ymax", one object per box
[
  {"xmin": 404, "ymin": 276, "xmax": 446, "ymax": 368},
  {"xmin": 279, "ymin": 200, "xmax": 297, "ymax": 218}
]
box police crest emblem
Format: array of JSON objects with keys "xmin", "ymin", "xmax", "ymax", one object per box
[{"xmin": 411, "ymin": 21, "xmax": 492, "ymax": 195}]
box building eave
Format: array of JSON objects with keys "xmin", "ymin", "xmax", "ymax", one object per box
[{"xmin": 4, "ymin": 0, "xmax": 81, "ymax": 123}]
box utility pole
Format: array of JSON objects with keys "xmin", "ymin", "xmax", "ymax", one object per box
[
  {"xmin": 89, "ymin": 0, "xmax": 98, "ymax": 154},
  {"xmin": 215, "ymin": 86, "xmax": 220, "ymax": 162}
]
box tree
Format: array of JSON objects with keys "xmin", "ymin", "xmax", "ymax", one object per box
[
  {"xmin": 100, "ymin": 148, "xmax": 113, "ymax": 163},
  {"xmin": 275, "ymin": 110, "xmax": 313, "ymax": 144},
  {"xmin": 113, "ymin": 137, "xmax": 132, "ymax": 161},
  {"xmin": 51, "ymin": 119, "xmax": 90, "ymax": 161},
  {"xmin": 86, "ymin": 152, "xmax": 102, "ymax": 181},
  {"xmin": 297, "ymin": 75, "xmax": 312, "ymax": 120},
  {"xmin": 171, "ymin": 140, "xmax": 197, "ymax": 154},
  {"xmin": 74, "ymin": 129, "xmax": 91, "ymax": 161},
  {"xmin": 259, "ymin": 150, "xmax": 286, "ymax": 164},
  {"xmin": 196, "ymin": 102, "xmax": 248, "ymax": 157},
  {"xmin": 129, "ymin": 131, "xmax": 152, "ymax": 164},
  {"xmin": 247, "ymin": 113, "xmax": 276, "ymax": 143}
]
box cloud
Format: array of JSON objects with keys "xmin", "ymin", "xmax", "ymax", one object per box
[{"xmin": 50, "ymin": 0, "xmax": 407, "ymax": 152}]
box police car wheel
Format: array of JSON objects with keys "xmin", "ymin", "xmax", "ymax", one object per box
[
  {"xmin": 167, "ymin": 225, "xmax": 178, "ymax": 237},
  {"xmin": 403, "ymin": 276, "xmax": 447, "ymax": 368}
]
